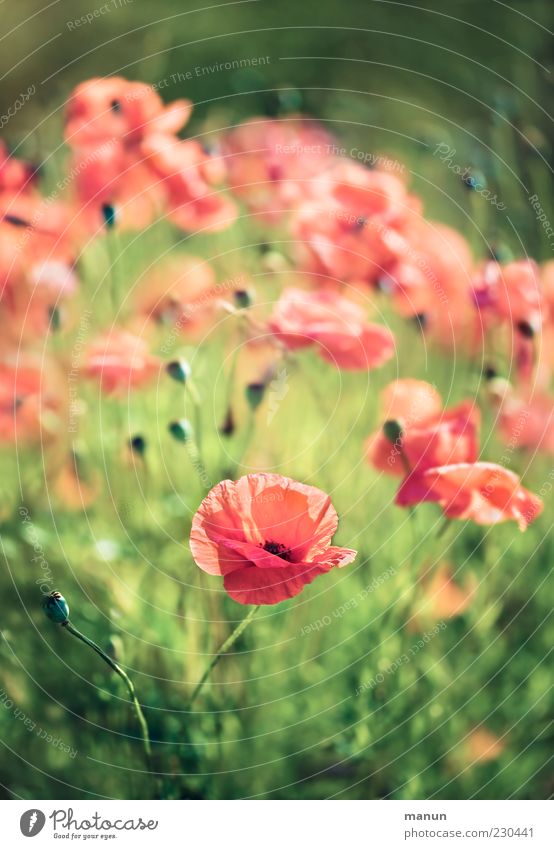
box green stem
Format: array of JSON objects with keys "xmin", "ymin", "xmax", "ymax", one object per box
[
  {"xmin": 436, "ymin": 515, "xmax": 455, "ymax": 541},
  {"xmin": 233, "ymin": 408, "xmax": 256, "ymax": 476},
  {"xmin": 105, "ymin": 229, "xmax": 123, "ymax": 317},
  {"xmin": 187, "ymin": 380, "xmax": 203, "ymax": 452},
  {"xmin": 63, "ymin": 621, "xmax": 152, "ymax": 766},
  {"xmin": 188, "ymin": 605, "xmax": 260, "ymax": 708}
]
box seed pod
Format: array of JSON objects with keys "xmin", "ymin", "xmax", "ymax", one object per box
[
  {"xmin": 233, "ymin": 289, "xmax": 254, "ymax": 309},
  {"xmin": 245, "ymin": 382, "xmax": 265, "ymax": 411},
  {"xmin": 102, "ymin": 203, "xmax": 117, "ymax": 230},
  {"xmin": 168, "ymin": 419, "xmax": 193, "ymax": 443},
  {"xmin": 382, "ymin": 419, "xmax": 404, "ymax": 444},
  {"xmin": 166, "ymin": 359, "xmax": 191, "ymax": 384},
  {"xmin": 42, "ymin": 591, "xmax": 69, "ymax": 624},
  {"xmin": 128, "ymin": 434, "xmax": 147, "ymax": 456}
]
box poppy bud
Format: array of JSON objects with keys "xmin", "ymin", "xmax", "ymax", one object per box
[
  {"xmin": 168, "ymin": 419, "xmax": 193, "ymax": 443},
  {"xmin": 277, "ymin": 88, "xmax": 303, "ymax": 113},
  {"xmin": 3, "ymin": 213, "xmax": 31, "ymax": 228},
  {"xmin": 220, "ymin": 405, "xmax": 235, "ymax": 437},
  {"xmin": 233, "ymin": 289, "xmax": 254, "ymax": 309},
  {"xmin": 489, "ymin": 243, "xmax": 512, "ymax": 263},
  {"xmin": 166, "ymin": 359, "xmax": 191, "ymax": 384},
  {"xmin": 413, "ymin": 313, "xmax": 427, "ymax": 330},
  {"xmin": 245, "ymin": 382, "xmax": 265, "ymax": 411},
  {"xmin": 383, "ymin": 419, "xmax": 404, "ymax": 444},
  {"xmin": 102, "ymin": 203, "xmax": 117, "ymax": 230},
  {"xmin": 462, "ymin": 169, "xmax": 486, "ymax": 191},
  {"xmin": 43, "ymin": 591, "xmax": 69, "ymax": 625},
  {"xmin": 516, "ymin": 320, "xmax": 535, "ymax": 339},
  {"xmin": 128, "ymin": 434, "xmax": 147, "ymax": 456}
]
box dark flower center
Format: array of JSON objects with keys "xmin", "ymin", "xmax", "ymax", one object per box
[{"xmin": 263, "ymin": 541, "xmax": 293, "ymax": 561}]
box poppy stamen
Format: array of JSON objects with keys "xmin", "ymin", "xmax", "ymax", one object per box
[{"xmin": 263, "ymin": 540, "xmax": 293, "ymax": 561}]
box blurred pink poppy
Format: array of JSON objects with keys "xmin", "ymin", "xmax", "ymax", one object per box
[
  {"xmin": 497, "ymin": 389, "xmax": 554, "ymax": 455},
  {"xmin": 0, "ymin": 357, "xmax": 64, "ymax": 442},
  {"xmin": 473, "ymin": 259, "xmax": 543, "ymax": 332},
  {"xmin": 366, "ymin": 399, "xmax": 480, "ymax": 476},
  {"xmin": 83, "ymin": 329, "xmax": 160, "ymax": 394},
  {"xmin": 134, "ymin": 255, "xmax": 232, "ymax": 339},
  {"xmin": 396, "ymin": 462, "xmax": 542, "ymax": 530},
  {"xmin": 292, "ymin": 161, "xmax": 421, "ymax": 285},
  {"xmin": 222, "ymin": 116, "xmax": 336, "ymax": 221},
  {"xmin": 65, "ymin": 76, "xmax": 235, "ymax": 232},
  {"xmin": 142, "ymin": 135, "xmax": 236, "ymax": 232},
  {"xmin": 268, "ymin": 287, "xmax": 395, "ymax": 370}
]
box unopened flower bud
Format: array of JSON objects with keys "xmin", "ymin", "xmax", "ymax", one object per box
[
  {"xmin": 168, "ymin": 419, "xmax": 193, "ymax": 443},
  {"xmin": 463, "ymin": 169, "xmax": 486, "ymax": 191},
  {"xmin": 413, "ymin": 313, "xmax": 427, "ymax": 330},
  {"xmin": 516, "ymin": 320, "xmax": 536, "ymax": 339},
  {"xmin": 128, "ymin": 434, "xmax": 147, "ymax": 456},
  {"xmin": 102, "ymin": 203, "xmax": 117, "ymax": 230},
  {"xmin": 43, "ymin": 591, "xmax": 69, "ymax": 624},
  {"xmin": 245, "ymin": 382, "xmax": 265, "ymax": 411},
  {"xmin": 489, "ymin": 243, "xmax": 512, "ymax": 263},
  {"xmin": 383, "ymin": 419, "xmax": 404, "ymax": 444},
  {"xmin": 220, "ymin": 406, "xmax": 235, "ymax": 437},
  {"xmin": 166, "ymin": 359, "xmax": 191, "ymax": 384},
  {"xmin": 233, "ymin": 289, "xmax": 254, "ymax": 309}
]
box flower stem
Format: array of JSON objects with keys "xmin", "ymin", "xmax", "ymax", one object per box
[
  {"xmin": 188, "ymin": 605, "xmax": 260, "ymax": 708},
  {"xmin": 62, "ymin": 621, "xmax": 152, "ymax": 767},
  {"xmin": 187, "ymin": 380, "xmax": 203, "ymax": 452}
]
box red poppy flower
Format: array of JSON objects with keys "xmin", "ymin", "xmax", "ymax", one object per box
[
  {"xmin": 410, "ymin": 562, "xmax": 476, "ymax": 629},
  {"xmin": 396, "ymin": 462, "xmax": 542, "ymax": 530},
  {"xmin": 83, "ymin": 329, "xmax": 160, "ymax": 394},
  {"xmin": 0, "ymin": 141, "xmax": 37, "ymax": 196},
  {"xmin": 366, "ymin": 399, "xmax": 480, "ymax": 476},
  {"xmin": 0, "ymin": 357, "xmax": 64, "ymax": 442},
  {"xmin": 378, "ymin": 378, "xmax": 443, "ymax": 424},
  {"xmin": 189, "ymin": 474, "xmax": 357, "ymax": 605},
  {"xmin": 496, "ymin": 389, "xmax": 554, "ymax": 456},
  {"xmin": 268, "ymin": 288, "xmax": 395, "ymax": 370},
  {"xmin": 65, "ymin": 77, "xmax": 192, "ymax": 148},
  {"xmin": 64, "ymin": 77, "xmax": 191, "ymax": 230},
  {"xmin": 222, "ymin": 116, "xmax": 336, "ymax": 221},
  {"xmin": 134, "ymin": 255, "xmax": 224, "ymax": 338},
  {"xmin": 142, "ymin": 135, "xmax": 236, "ymax": 233},
  {"xmin": 385, "ymin": 221, "xmax": 475, "ymax": 342},
  {"xmin": 473, "ymin": 259, "xmax": 543, "ymax": 331},
  {"xmin": 64, "ymin": 76, "xmax": 235, "ymax": 232},
  {"xmin": 292, "ymin": 161, "xmax": 421, "ymax": 285}
]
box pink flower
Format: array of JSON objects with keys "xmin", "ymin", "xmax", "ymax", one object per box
[
  {"xmin": 292, "ymin": 161, "xmax": 420, "ymax": 285},
  {"xmin": 268, "ymin": 287, "xmax": 395, "ymax": 370},
  {"xmin": 396, "ymin": 462, "xmax": 542, "ymax": 530},
  {"xmin": 222, "ymin": 116, "xmax": 336, "ymax": 221},
  {"xmin": 367, "ymin": 400, "xmax": 480, "ymax": 476},
  {"xmin": 190, "ymin": 473, "xmax": 357, "ymax": 605},
  {"xmin": 83, "ymin": 330, "xmax": 160, "ymax": 394}
]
